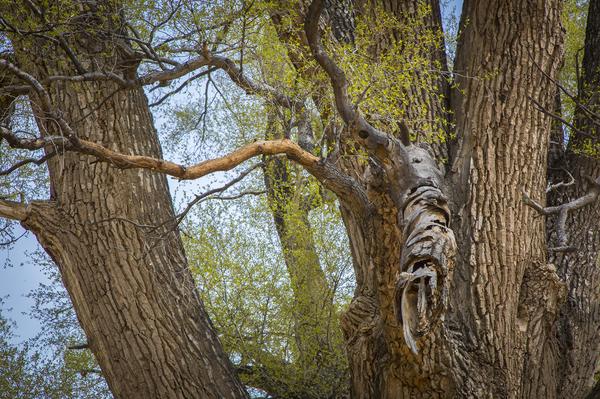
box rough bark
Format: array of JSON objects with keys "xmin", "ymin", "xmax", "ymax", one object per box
[
  {"xmin": 448, "ymin": 1, "xmax": 563, "ymax": 397},
  {"xmin": 5, "ymin": 1, "xmax": 600, "ymax": 398},
  {"xmin": 317, "ymin": 1, "xmax": 456, "ymax": 397},
  {"xmin": 3, "ymin": 4, "xmax": 248, "ymax": 398},
  {"xmin": 268, "ymin": 1, "xmax": 458, "ymax": 396},
  {"xmin": 552, "ymin": 0, "xmax": 600, "ymax": 396},
  {"xmin": 312, "ymin": 0, "xmax": 566, "ymax": 397}
]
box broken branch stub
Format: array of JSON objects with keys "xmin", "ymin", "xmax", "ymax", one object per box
[{"xmin": 386, "ymin": 143, "xmax": 457, "ymax": 354}]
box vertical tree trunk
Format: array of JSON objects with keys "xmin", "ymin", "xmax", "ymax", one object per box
[
  {"xmin": 552, "ymin": 0, "xmax": 600, "ymax": 396},
  {"xmin": 259, "ymin": 116, "xmax": 346, "ymax": 397},
  {"xmin": 449, "ymin": 1, "xmax": 563, "ymax": 397},
  {"xmin": 6, "ymin": 4, "xmax": 247, "ymax": 398},
  {"xmin": 332, "ymin": 1, "xmax": 455, "ymax": 397},
  {"xmin": 329, "ymin": 0, "xmax": 565, "ymax": 397}
]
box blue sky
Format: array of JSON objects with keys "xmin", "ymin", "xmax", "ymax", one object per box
[{"xmin": 0, "ymin": 230, "xmax": 45, "ymax": 342}]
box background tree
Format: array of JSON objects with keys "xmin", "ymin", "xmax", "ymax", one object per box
[{"xmin": 0, "ymin": 292, "xmax": 109, "ymax": 399}]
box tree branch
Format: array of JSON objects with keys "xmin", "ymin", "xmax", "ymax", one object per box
[
  {"xmin": 547, "ymin": 169, "xmax": 575, "ymax": 193},
  {"xmin": 0, "ymin": 59, "xmax": 54, "ymax": 115},
  {"xmin": 1, "ymin": 126, "xmax": 368, "ymax": 211},
  {"xmin": 207, "ymin": 52, "xmax": 303, "ymax": 109},
  {"xmin": 304, "ymin": 0, "xmax": 393, "ymax": 153},
  {"xmin": 0, "ymin": 151, "xmax": 55, "ymax": 176},
  {"xmin": 0, "ymin": 199, "xmax": 28, "ymax": 221},
  {"xmin": 67, "ymin": 342, "xmax": 89, "ymax": 350},
  {"xmin": 522, "ymin": 176, "xmax": 600, "ymax": 252},
  {"xmin": 138, "ymin": 56, "xmax": 211, "ymax": 86},
  {"xmin": 173, "ymin": 163, "xmax": 263, "ymax": 228}
]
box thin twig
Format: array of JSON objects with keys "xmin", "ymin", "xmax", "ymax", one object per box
[
  {"xmin": 0, "ymin": 151, "xmax": 55, "ymax": 176},
  {"xmin": 546, "ymin": 169, "xmax": 575, "ymax": 193}
]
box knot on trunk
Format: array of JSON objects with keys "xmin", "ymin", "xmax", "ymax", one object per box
[{"xmin": 394, "ymin": 184, "xmax": 456, "ymax": 354}]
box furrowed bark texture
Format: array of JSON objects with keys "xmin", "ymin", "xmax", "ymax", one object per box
[
  {"xmin": 320, "ymin": 1, "xmax": 457, "ymax": 397},
  {"xmin": 22, "ymin": 84, "xmax": 247, "ymax": 399},
  {"xmin": 320, "ymin": 0, "xmax": 566, "ymax": 397},
  {"xmin": 6, "ymin": 5, "xmax": 248, "ymax": 399},
  {"xmin": 5, "ymin": 0, "xmax": 598, "ymax": 398},
  {"xmin": 268, "ymin": 0, "xmax": 459, "ymax": 396},
  {"xmin": 449, "ymin": 0, "xmax": 563, "ymax": 397},
  {"xmin": 551, "ymin": 0, "xmax": 600, "ymax": 396}
]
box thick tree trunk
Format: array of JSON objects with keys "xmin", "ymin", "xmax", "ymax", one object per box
[
  {"xmin": 267, "ymin": 1, "xmax": 457, "ymax": 396},
  {"xmin": 5, "ymin": 5, "xmax": 248, "ymax": 399},
  {"xmin": 443, "ymin": 1, "xmax": 565, "ymax": 398},
  {"xmin": 338, "ymin": 0, "xmax": 565, "ymax": 397},
  {"xmin": 331, "ymin": 1, "xmax": 456, "ymax": 397},
  {"xmin": 552, "ymin": 0, "xmax": 600, "ymax": 396},
  {"xmin": 5, "ymin": 1, "xmax": 599, "ymax": 398}
]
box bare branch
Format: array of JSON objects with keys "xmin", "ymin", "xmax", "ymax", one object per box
[
  {"xmin": 149, "ymin": 67, "xmax": 218, "ymax": 107},
  {"xmin": 78, "ymin": 369, "xmax": 102, "ymax": 377},
  {"xmin": 174, "ymin": 163, "xmax": 263, "ymax": 227},
  {"xmin": 139, "ymin": 56, "xmax": 210, "ymax": 86},
  {"xmin": 522, "ymin": 176, "xmax": 600, "ymax": 252},
  {"xmin": 0, "ymin": 85, "xmax": 31, "ymax": 96},
  {"xmin": 0, "ymin": 59, "xmax": 54, "ymax": 114},
  {"xmin": 67, "ymin": 342, "xmax": 89, "ymax": 350},
  {"xmin": 0, "ymin": 151, "xmax": 55, "ymax": 176},
  {"xmin": 530, "ymin": 55, "xmax": 600, "ymax": 131},
  {"xmin": 547, "ymin": 169, "xmax": 575, "ymax": 193},
  {"xmin": 1, "ymin": 126, "xmax": 367, "ymax": 209},
  {"xmin": 528, "ymin": 94, "xmax": 593, "ymax": 139},
  {"xmin": 207, "ymin": 52, "xmax": 303, "ymax": 109},
  {"xmin": 0, "ymin": 199, "xmax": 28, "ymax": 221},
  {"xmin": 304, "ymin": 0, "xmax": 392, "ymax": 152},
  {"xmin": 1, "ymin": 128, "xmax": 68, "ymax": 150}
]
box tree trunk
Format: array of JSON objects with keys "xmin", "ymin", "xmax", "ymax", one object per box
[
  {"xmin": 6, "ymin": 4, "xmax": 248, "ymax": 399},
  {"xmin": 249, "ymin": 115, "xmax": 347, "ymax": 397},
  {"xmin": 329, "ymin": 1, "xmax": 454, "ymax": 397},
  {"xmin": 6, "ymin": 0, "xmax": 600, "ymax": 398},
  {"xmin": 448, "ymin": 1, "xmax": 564, "ymax": 397},
  {"xmin": 338, "ymin": 0, "xmax": 565, "ymax": 397},
  {"xmin": 552, "ymin": 0, "xmax": 600, "ymax": 396}
]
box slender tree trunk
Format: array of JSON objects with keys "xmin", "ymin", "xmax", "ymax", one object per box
[
  {"xmin": 6, "ymin": 4, "xmax": 248, "ymax": 399},
  {"xmin": 255, "ymin": 115, "xmax": 347, "ymax": 397}
]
